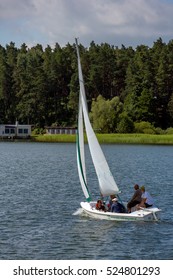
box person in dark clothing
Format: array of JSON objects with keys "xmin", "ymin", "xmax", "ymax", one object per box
[
  {"xmin": 107, "ymin": 194, "xmax": 116, "ymax": 211},
  {"xmin": 111, "ymin": 198, "xmax": 126, "ymax": 213},
  {"xmin": 127, "ymin": 184, "xmax": 142, "ymax": 213}
]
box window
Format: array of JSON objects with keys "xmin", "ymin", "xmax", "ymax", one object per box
[
  {"xmin": 5, "ymin": 129, "xmax": 9, "ymax": 134},
  {"xmin": 18, "ymin": 128, "xmax": 28, "ymax": 134}
]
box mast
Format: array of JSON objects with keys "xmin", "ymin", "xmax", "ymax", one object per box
[{"xmin": 76, "ymin": 38, "xmax": 91, "ymax": 202}]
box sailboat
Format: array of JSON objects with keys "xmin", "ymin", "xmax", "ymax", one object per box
[{"xmin": 75, "ymin": 38, "xmax": 161, "ymax": 221}]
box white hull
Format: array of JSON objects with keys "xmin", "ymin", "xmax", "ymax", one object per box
[{"xmin": 80, "ymin": 202, "xmax": 161, "ymax": 221}]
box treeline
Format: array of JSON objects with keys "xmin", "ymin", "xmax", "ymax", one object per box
[{"xmin": 0, "ymin": 38, "xmax": 173, "ymax": 133}]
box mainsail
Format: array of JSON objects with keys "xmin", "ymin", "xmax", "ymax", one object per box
[{"xmin": 76, "ymin": 38, "xmax": 119, "ymax": 198}]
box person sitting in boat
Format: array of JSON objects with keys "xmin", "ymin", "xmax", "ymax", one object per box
[
  {"xmin": 136, "ymin": 186, "xmax": 154, "ymax": 209},
  {"xmin": 127, "ymin": 184, "xmax": 142, "ymax": 213},
  {"xmin": 107, "ymin": 194, "xmax": 116, "ymax": 211},
  {"xmin": 111, "ymin": 198, "xmax": 126, "ymax": 213},
  {"xmin": 96, "ymin": 199, "xmax": 106, "ymax": 211}
]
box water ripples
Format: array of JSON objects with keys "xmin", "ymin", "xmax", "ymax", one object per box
[{"xmin": 0, "ymin": 142, "xmax": 173, "ymax": 259}]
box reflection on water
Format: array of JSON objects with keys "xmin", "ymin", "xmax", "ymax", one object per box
[{"xmin": 0, "ymin": 142, "xmax": 173, "ymax": 259}]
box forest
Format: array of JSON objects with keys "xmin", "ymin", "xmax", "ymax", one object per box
[{"xmin": 0, "ymin": 38, "xmax": 173, "ymax": 134}]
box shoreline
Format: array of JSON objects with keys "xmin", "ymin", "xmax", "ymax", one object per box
[
  {"xmin": 32, "ymin": 133, "xmax": 173, "ymax": 145},
  {"xmin": 1, "ymin": 133, "xmax": 173, "ymax": 145}
]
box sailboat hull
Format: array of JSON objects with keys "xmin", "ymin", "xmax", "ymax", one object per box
[{"xmin": 80, "ymin": 202, "xmax": 161, "ymax": 222}]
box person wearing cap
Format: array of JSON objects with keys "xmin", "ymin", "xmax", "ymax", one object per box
[
  {"xmin": 111, "ymin": 198, "xmax": 126, "ymax": 213},
  {"xmin": 137, "ymin": 186, "xmax": 154, "ymax": 209},
  {"xmin": 127, "ymin": 184, "xmax": 142, "ymax": 213},
  {"xmin": 107, "ymin": 194, "xmax": 116, "ymax": 211}
]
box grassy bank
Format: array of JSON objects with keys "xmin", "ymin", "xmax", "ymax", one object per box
[
  {"xmin": 33, "ymin": 133, "xmax": 173, "ymax": 145},
  {"xmin": 33, "ymin": 134, "xmax": 76, "ymax": 143}
]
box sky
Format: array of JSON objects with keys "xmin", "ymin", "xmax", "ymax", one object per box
[{"xmin": 1, "ymin": 0, "xmax": 173, "ymax": 48}]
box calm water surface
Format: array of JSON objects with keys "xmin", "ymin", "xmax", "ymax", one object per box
[{"xmin": 0, "ymin": 142, "xmax": 172, "ymax": 260}]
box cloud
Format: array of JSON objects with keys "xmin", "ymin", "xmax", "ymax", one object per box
[
  {"xmin": 1, "ymin": 0, "xmax": 173, "ymax": 47},
  {"xmin": 0, "ymin": 0, "xmax": 34, "ymax": 19}
]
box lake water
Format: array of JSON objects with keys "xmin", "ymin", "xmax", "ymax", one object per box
[{"xmin": 0, "ymin": 142, "xmax": 173, "ymax": 260}]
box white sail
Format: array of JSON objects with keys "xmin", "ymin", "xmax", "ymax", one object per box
[
  {"xmin": 76, "ymin": 93, "xmax": 91, "ymax": 201},
  {"xmin": 76, "ymin": 38, "xmax": 119, "ymax": 197}
]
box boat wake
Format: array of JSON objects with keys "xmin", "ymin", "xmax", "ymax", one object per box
[{"xmin": 73, "ymin": 208, "xmax": 84, "ymax": 216}]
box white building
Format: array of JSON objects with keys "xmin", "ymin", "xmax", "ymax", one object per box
[
  {"xmin": 0, "ymin": 122, "xmax": 31, "ymax": 139},
  {"xmin": 45, "ymin": 126, "xmax": 77, "ymax": 135}
]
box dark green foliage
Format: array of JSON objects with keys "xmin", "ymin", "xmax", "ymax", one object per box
[
  {"xmin": 0, "ymin": 38, "xmax": 173, "ymax": 132},
  {"xmin": 117, "ymin": 113, "xmax": 134, "ymax": 133}
]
